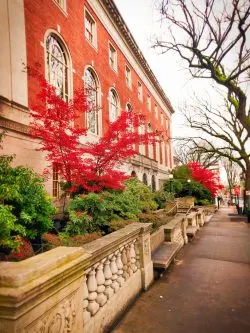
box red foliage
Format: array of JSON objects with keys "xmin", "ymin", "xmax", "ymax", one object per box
[
  {"xmin": 188, "ymin": 162, "xmax": 223, "ymax": 197},
  {"xmin": 42, "ymin": 232, "xmax": 101, "ymax": 247},
  {"xmin": 3, "ymin": 237, "xmax": 34, "ymax": 262},
  {"xmin": 29, "ymin": 71, "xmax": 161, "ymax": 192}
]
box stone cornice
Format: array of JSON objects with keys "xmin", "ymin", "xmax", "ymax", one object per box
[{"xmin": 101, "ymin": 0, "xmax": 175, "ymax": 114}]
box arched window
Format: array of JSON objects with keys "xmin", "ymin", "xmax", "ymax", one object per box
[
  {"xmin": 143, "ymin": 173, "xmax": 148, "ymax": 185},
  {"xmin": 109, "ymin": 89, "xmax": 119, "ymax": 122},
  {"xmin": 131, "ymin": 170, "xmax": 137, "ymax": 177},
  {"xmin": 85, "ymin": 68, "xmax": 99, "ymax": 135},
  {"xmin": 151, "ymin": 175, "xmax": 156, "ymax": 192},
  {"xmin": 46, "ymin": 34, "xmax": 69, "ymax": 101},
  {"xmin": 126, "ymin": 103, "xmax": 132, "ymax": 112}
]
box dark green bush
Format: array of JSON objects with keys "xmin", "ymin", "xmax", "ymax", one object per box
[
  {"xmin": 66, "ymin": 178, "xmax": 157, "ymax": 236},
  {"xmin": 0, "ymin": 155, "xmax": 55, "ymax": 251},
  {"xmin": 164, "ymin": 178, "xmax": 213, "ymax": 202},
  {"xmin": 154, "ymin": 190, "xmax": 174, "ymax": 209}
]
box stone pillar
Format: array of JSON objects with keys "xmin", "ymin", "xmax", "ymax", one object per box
[
  {"xmin": 0, "ymin": 247, "xmax": 90, "ymax": 333},
  {"xmin": 137, "ymin": 223, "xmax": 154, "ymax": 290}
]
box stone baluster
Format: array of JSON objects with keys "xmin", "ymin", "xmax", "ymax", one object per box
[
  {"xmin": 96, "ymin": 262, "xmax": 107, "ymax": 307},
  {"xmin": 121, "ymin": 246, "xmax": 129, "ymax": 281},
  {"xmin": 130, "ymin": 241, "xmax": 137, "ymax": 273},
  {"xmin": 87, "ymin": 267, "xmax": 99, "ymax": 316},
  {"xmin": 116, "ymin": 250, "xmax": 124, "ymax": 287},
  {"xmin": 126, "ymin": 244, "xmax": 132, "ymax": 277},
  {"xmin": 103, "ymin": 258, "xmax": 114, "ymax": 300},
  {"xmin": 134, "ymin": 239, "xmax": 141, "ymax": 269},
  {"xmin": 110, "ymin": 254, "xmax": 119, "ymax": 293},
  {"xmin": 83, "ymin": 273, "xmax": 91, "ymax": 322}
]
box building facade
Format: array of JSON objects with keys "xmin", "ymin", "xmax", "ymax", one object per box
[{"xmin": 0, "ymin": 0, "xmax": 174, "ymax": 195}]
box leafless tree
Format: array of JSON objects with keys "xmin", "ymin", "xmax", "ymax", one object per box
[
  {"xmin": 155, "ymin": 0, "xmax": 250, "ymax": 134},
  {"xmin": 174, "ymin": 140, "xmax": 219, "ymax": 168},
  {"xmin": 179, "ymin": 96, "xmax": 249, "ymax": 201},
  {"xmin": 222, "ymin": 156, "xmax": 241, "ymax": 197}
]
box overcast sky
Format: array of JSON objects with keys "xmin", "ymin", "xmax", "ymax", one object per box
[{"xmin": 114, "ymin": 0, "xmax": 218, "ymax": 138}]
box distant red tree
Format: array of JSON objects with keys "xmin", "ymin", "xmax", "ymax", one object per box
[
  {"xmin": 29, "ymin": 72, "xmax": 160, "ymax": 192},
  {"xmin": 188, "ymin": 162, "xmax": 223, "ymax": 197}
]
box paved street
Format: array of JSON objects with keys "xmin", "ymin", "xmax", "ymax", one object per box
[{"xmin": 112, "ymin": 207, "xmax": 250, "ymax": 333}]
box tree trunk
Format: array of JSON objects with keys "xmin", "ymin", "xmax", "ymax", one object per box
[{"xmin": 244, "ymin": 166, "xmax": 250, "ymax": 217}]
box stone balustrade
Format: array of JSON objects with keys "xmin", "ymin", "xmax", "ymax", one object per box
[{"xmin": 0, "ymin": 223, "xmax": 153, "ymax": 333}]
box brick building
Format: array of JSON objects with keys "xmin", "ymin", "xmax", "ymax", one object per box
[{"xmin": 0, "ymin": 0, "xmax": 174, "ymax": 195}]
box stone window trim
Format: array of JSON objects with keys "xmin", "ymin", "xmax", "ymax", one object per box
[
  {"xmin": 83, "ymin": 66, "xmax": 101, "ymax": 136},
  {"xmin": 52, "ymin": 0, "xmax": 67, "ymax": 16},
  {"xmin": 52, "ymin": 163, "xmax": 60, "ymax": 198},
  {"xmin": 138, "ymin": 81, "xmax": 143, "ymax": 102},
  {"xmin": 126, "ymin": 102, "xmax": 132, "ymax": 112},
  {"xmin": 108, "ymin": 42, "xmax": 118, "ymax": 72},
  {"xmin": 125, "ymin": 65, "xmax": 132, "ymax": 90},
  {"xmin": 44, "ymin": 29, "xmax": 73, "ymax": 101},
  {"xmin": 108, "ymin": 88, "xmax": 120, "ymax": 123},
  {"xmin": 84, "ymin": 8, "xmax": 98, "ymax": 51},
  {"xmin": 147, "ymin": 94, "xmax": 151, "ymax": 111}
]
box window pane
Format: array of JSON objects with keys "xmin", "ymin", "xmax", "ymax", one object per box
[
  {"xmin": 46, "ymin": 35, "xmax": 68, "ymax": 101},
  {"xmin": 85, "ymin": 69, "xmax": 98, "ymax": 134},
  {"xmin": 109, "ymin": 90, "xmax": 118, "ymax": 122}
]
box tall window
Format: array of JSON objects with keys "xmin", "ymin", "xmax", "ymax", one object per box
[
  {"xmin": 125, "ymin": 65, "xmax": 132, "ymax": 88},
  {"xmin": 85, "ymin": 10, "xmax": 96, "ymax": 47},
  {"xmin": 154, "ymin": 104, "xmax": 158, "ymax": 118},
  {"xmin": 109, "ymin": 43, "xmax": 117, "ymax": 71},
  {"xmin": 85, "ymin": 69, "xmax": 99, "ymax": 135},
  {"xmin": 52, "ymin": 163, "xmax": 60, "ymax": 197},
  {"xmin": 147, "ymin": 94, "xmax": 151, "ymax": 111},
  {"xmin": 109, "ymin": 89, "xmax": 119, "ymax": 122},
  {"xmin": 143, "ymin": 173, "xmax": 148, "ymax": 185},
  {"xmin": 46, "ymin": 34, "xmax": 69, "ymax": 101},
  {"xmin": 138, "ymin": 82, "xmax": 143, "ymax": 101},
  {"xmin": 126, "ymin": 103, "xmax": 132, "ymax": 112}
]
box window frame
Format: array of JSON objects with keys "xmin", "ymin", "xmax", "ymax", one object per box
[
  {"xmin": 52, "ymin": 163, "xmax": 60, "ymax": 198},
  {"xmin": 147, "ymin": 94, "xmax": 151, "ymax": 111},
  {"xmin": 53, "ymin": 0, "xmax": 67, "ymax": 14},
  {"xmin": 125, "ymin": 65, "xmax": 132, "ymax": 89},
  {"xmin": 109, "ymin": 88, "xmax": 120, "ymax": 123},
  {"xmin": 45, "ymin": 32, "xmax": 71, "ymax": 102},
  {"xmin": 108, "ymin": 42, "xmax": 117, "ymax": 72},
  {"xmin": 84, "ymin": 67, "xmax": 101, "ymax": 136},
  {"xmin": 138, "ymin": 81, "xmax": 143, "ymax": 101},
  {"xmin": 84, "ymin": 8, "xmax": 97, "ymax": 49}
]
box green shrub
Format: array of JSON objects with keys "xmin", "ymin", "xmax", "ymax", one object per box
[
  {"xmin": 164, "ymin": 178, "xmax": 212, "ymax": 202},
  {"xmin": 66, "ymin": 178, "xmax": 157, "ymax": 236},
  {"xmin": 154, "ymin": 190, "xmax": 175, "ymax": 209},
  {"xmin": 109, "ymin": 219, "xmax": 134, "ymax": 232},
  {"xmin": 0, "ymin": 155, "xmax": 55, "ymax": 251},
  {"xmin": 124, "ymin": 178, "xmax": 157, "ymax": 212}
]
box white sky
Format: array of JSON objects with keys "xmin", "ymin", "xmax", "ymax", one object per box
[
  {"xmin": 114, "ymin": 0, "xmax": 231, "ymax": 183},
  {"xmin": 114, "ymin": 0, "xmax": 214, "ymax": 138}
]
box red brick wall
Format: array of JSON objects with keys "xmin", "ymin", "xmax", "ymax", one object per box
[{"xmin": 24, "ymin": 0, "xmax": 170, "ymax": 162}]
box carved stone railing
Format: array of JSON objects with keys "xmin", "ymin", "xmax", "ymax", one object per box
[
  {"xmin": 81, "ymin": 223, "xmax": 153, "ymax": 333},
  {"xmin": 0, "ymin": 223, "xmax": 153, "ymax": 333}
]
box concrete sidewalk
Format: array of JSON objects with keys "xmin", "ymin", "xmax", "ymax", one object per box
[{"xmin": 112, "ymin": 207, "xmax": 250, "ymax": 333}]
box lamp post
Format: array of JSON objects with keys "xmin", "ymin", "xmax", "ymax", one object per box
[
  {"xmin": 187, "ymin": 178, "xmax": 191, "ymax": 196},
  {"xmin": 169, "ymin": 174, "xmax": 173, "ymax": 193}
]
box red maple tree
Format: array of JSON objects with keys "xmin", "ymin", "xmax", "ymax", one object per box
[
  {"xmin": 188, "ymin": 162, "xmax": 223, "ymax": 197},
  {"xmin": 29, "ymin": 72, "xmax": 161, "ymax": 192}
]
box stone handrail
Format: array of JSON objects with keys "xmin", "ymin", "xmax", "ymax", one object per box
[{"xmin": 0, "ymin": 223, "xmax": 153, "ymax": 333}]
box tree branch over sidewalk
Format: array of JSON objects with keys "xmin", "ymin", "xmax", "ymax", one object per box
[{"xmin": 155, "ymin": 0, "xmax": 250, "ymax": 135}]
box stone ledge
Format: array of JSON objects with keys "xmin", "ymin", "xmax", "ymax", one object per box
[
  {"xmin": 0, "ymin": 247, "xmax": 85, "ymax": 288},
  {"xmin": 152, "ymin": 242, "xmax": 181, "ymax": 269}
]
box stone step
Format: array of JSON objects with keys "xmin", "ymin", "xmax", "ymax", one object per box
[{"xmin": 152, "ymin": 242, "xmax": 181, "ymax": 269}]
